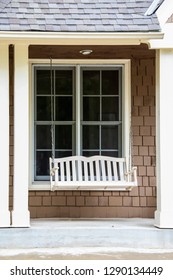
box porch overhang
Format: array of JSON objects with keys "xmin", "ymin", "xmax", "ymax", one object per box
[{"xmin": 0, "ymin": 31, "xmax": 164, "ymax": 46}]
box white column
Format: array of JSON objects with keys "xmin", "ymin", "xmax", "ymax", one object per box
[
  {"xmin": 155, "ymin": 49, "xmax": 173, "ymax": 228},
  {"xmin": 12, "ymin": 44, "xmax": 30, "ymax": 227},
  {"xmin": 0, "ymin": 44, "xmax": 11, "ymax": 227}
]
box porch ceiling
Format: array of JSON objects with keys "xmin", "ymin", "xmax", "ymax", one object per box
[{"xmin": 29, "ymin": 44, "xmax": 155, "ymax": 60}]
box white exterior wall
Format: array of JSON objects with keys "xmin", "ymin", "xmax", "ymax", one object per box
[
  {"xmin": 155, "ymin": 49, "xmax": 173, "ymax": 228},
  {"xmin": 12, "ymin": 44, "xmax": 30, "ymax": 227},
  {"xmin": 0, "ymin": 44, "xmax": 11, "ymax": 227}
]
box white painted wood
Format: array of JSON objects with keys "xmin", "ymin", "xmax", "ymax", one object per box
[
  {"xmin": 101, "ymin": 160, "xmax": 106, "ymax": 181},
  {"xmin": 107, "ymin": 161, "xmax": 112, "ymax": 181},
  {"xmin": 50, "ymin": 156, "xmax": 137, "ymax": 191},
  {"xmin": 12, "ymin": 44, "xmax": 30, "ymax": 227},
  {"xmin": 119, "ymin": 161, "xmax": 125, "ymax": 181},
  {"xmin": 72, "ymin": 160, "xmax": 77, "ymax": 181},
  {"xmin": 0, "ymin": 44, "xmax": 11, "ymax": 227},
  {"xmin": 156, "ymin": 0, "xmax": 173, "ymax": 28},
  {"xmin": 54, "ymin": 162, "xmax": 59, "ymax": 184},
  {"xmin": 78, "ymin": 160, "xmax": 82, "ymax": 182},
  {"xmin": 95, "ymin": 160, "xmax": 100, "ymax": 181},
  {"xmin": 60, "ymin": 162, "xmax": 65, "ymax": 182},
  {"xmin": 155, "ymin": 49, "xmax": 173, "ymax": 228},
  {"xmin": 84, "ymin": 161, "xmax": 88, "ymax": 181},
  {"xmin": 112, "ymin": 161, "xmax": 118, "ymax": 181},
  {"xmin": 89, "ymin": 161, "xmax": 94, "ymax": 182},
  {"xmin": 66, "ymin": 161, "xmax": 70, "ymax": 182}
]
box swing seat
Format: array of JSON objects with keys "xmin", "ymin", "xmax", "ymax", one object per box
[{"xmin": 49, "ymin": 155, "xmax": 137, "ymax": 191}]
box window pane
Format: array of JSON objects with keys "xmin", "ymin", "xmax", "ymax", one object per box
[
  {"xmin": 55, "ymin": 70, "xmax": 73, "ymax": 95},
  {"xmin": 36, "ymin": 151, "xmax": 51, "ymax": 176},
  {"xmin": 83, "ymin": 151, "xmax": 99, "ymax": 157},
  {"xmin": 101, "ymin": 126, "xmax": 118, "ymax": 149},
  {"xmin": 83, "ymin": 125, "xmax": 99, "ymax": 149},
  {"xmin": 102, "ymin": 97, "xmax": 119, "ymax": 121},
  {"xmin": 55, "ymin": 97, "xmax": 72, "ymax": 121},
  {"xmin": 37, "ymin": 96, "xmax": 51, "ymax": 121},
  {"xmin": 55, "ymin": 151, "xmax": 72, "ymax": 158},
  {"xmin": 36, "ymin": 125, "xmax": 51, "ymax": 149},
  {"xmin": 83, "ymin": 97, "xmax": 100, "ymax": 121},
  {"xmin": 55, "ymin": 125, "xmax": 72, "ymax": 149},
  {"xmin": 36, "ymin": 70, "xmax": 51, "ymax": 95},
  {"xmin": 101, "ymin": 151, "xmax": 119, "ymax": 157},
  {"xmin": 102, "ymin": 70, "xmax": 119, "ymax": 95},
  {"xmin": 83, "ymin": 70, "xmax": 100, "ymax": 95}
]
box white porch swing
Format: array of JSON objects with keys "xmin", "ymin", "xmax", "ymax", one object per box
[{"xmin": 49, "ymin": 59, "xmax": 138, "ymax": 191}]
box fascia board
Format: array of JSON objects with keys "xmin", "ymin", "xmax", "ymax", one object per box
[{"xmin": 0, "ymin": 31, "xmax": 164, "ymax": 45}]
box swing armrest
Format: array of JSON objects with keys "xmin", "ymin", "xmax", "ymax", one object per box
[{"xmin": 125, "ymin": 167, "xmax": 137, "ymax": 183}]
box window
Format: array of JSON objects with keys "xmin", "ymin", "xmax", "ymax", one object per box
[{"xmin": 34, "ymin": 65, "xmax": 123, "ymax": 181}]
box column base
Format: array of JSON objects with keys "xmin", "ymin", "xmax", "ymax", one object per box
[
  {"xmin": 155, "ymin": 210, "xmax": 173, "ymax": 228},
  {"xmin": 11, "ymin": 210, "xmax": 30, "ymax": 227},
  {"xmin": 0, "ymin": 210, "xmax": 11, "ymax": 227}
]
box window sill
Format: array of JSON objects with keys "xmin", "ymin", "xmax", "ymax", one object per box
[{"xmin": 29, "ymin": 182, "xmax": 51, "ymax": 191}]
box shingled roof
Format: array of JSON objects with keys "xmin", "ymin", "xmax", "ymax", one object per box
[{"xmin": 0, "ymin": 0, "xmax": 161, "ymax": 32}]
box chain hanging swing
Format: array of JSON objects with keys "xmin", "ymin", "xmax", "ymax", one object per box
[{"xmin": 49, "ymin": 57, "xmax": 56, "ymax": 182}]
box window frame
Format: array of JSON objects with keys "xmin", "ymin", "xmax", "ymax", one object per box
[{"xmin": 29, "ymin": 59, "xmax": 131, "ymax": 190}]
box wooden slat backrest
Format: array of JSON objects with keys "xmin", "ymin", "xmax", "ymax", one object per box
[
  {"xmin": 89, "ymin": 160, "xmax": 94, "ymax": 181},
  {"xmin": 51, "ymin": 156, "xmax": 128, "ymax": 184},
  {"xmin": 100, "ymin": 159, "xmax": 106, "ymax": 181},
  {"xmin": 50, "ymin": 156, "xmax": 137, "ymax": 190},
  {"xmin": 72, "ymin": 159, "xmax": 77, "ymax": 181}
]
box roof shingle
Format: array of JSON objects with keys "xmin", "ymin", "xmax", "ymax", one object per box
[{"xmin": 0, "ymin": 0, "xmax": 161, "ymax": 32}]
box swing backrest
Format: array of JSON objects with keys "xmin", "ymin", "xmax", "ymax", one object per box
[{"xmin": 50, "ymin": 155, "xmax": 137, "ymax": 191}]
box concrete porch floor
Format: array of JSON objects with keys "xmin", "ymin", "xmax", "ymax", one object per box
[{"xmin": 0, "ymin": 218, "xmax": 173, "ymax": 259}]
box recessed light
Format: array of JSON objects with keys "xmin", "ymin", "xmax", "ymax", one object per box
[{"xmin": 79, "ymin": 49, "xmax": 93, "ymax": 55}]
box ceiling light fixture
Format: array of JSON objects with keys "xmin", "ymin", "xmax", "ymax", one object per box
[{"xmin": 79, "ymin": 49, "xmax": 93, "ymax": 55}]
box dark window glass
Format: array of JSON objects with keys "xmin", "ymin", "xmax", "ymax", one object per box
[
  {"xmin": 36, "ymin": 151, "xmax": 51, "ymax": 176},
  {"xmin": 102, "ymin": 70, "xmax": 119, "ymax": 95},
  {"xmin": 36, "ymin": 70, "xmax": 51, "ymax": 95},
  {"xmin": 101, "ymin": 126, "xmax": 118, "ymax": 150},
  {"xmin": 83, "ymin": 97, "xmax": 100, "ymax": 121},
  {"xmin": 55, "ymin": 70, "xmax": 73, "ymax": 95},
  {"xmin": 55, "ymin": 97, "xmax": 72, "ymax": 121},
  {"xmin": 101, "ymin": 151, "xmax": 119, "ymax": 157},
  {"xmin": 36, "ymin": 125, "xmax": 51, "ymax": 149},
  {"xmin": 55, "ymin": 125, "xmax": 72, "ymax": 149},
  {"xmin": 83, "ymin": 151, "xmax": 99, "ymax": 157},
  {"xmin": 37, "ymin": 96, "xmax": 51, "ymax": 121},
  {"xmin": 83, "ymin": 71, "xmax": 100, "ymax": 95},
  {"xmin": 55, "ymin": 151, "xmax": 72, "ymax": 158},
  {"xmin": 83, "ymin": 125, "xmax": 99, "ymax": 150},
  {"xmin": 102, "ymin": 97, "xmax": 119, "ymax": 121}
]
